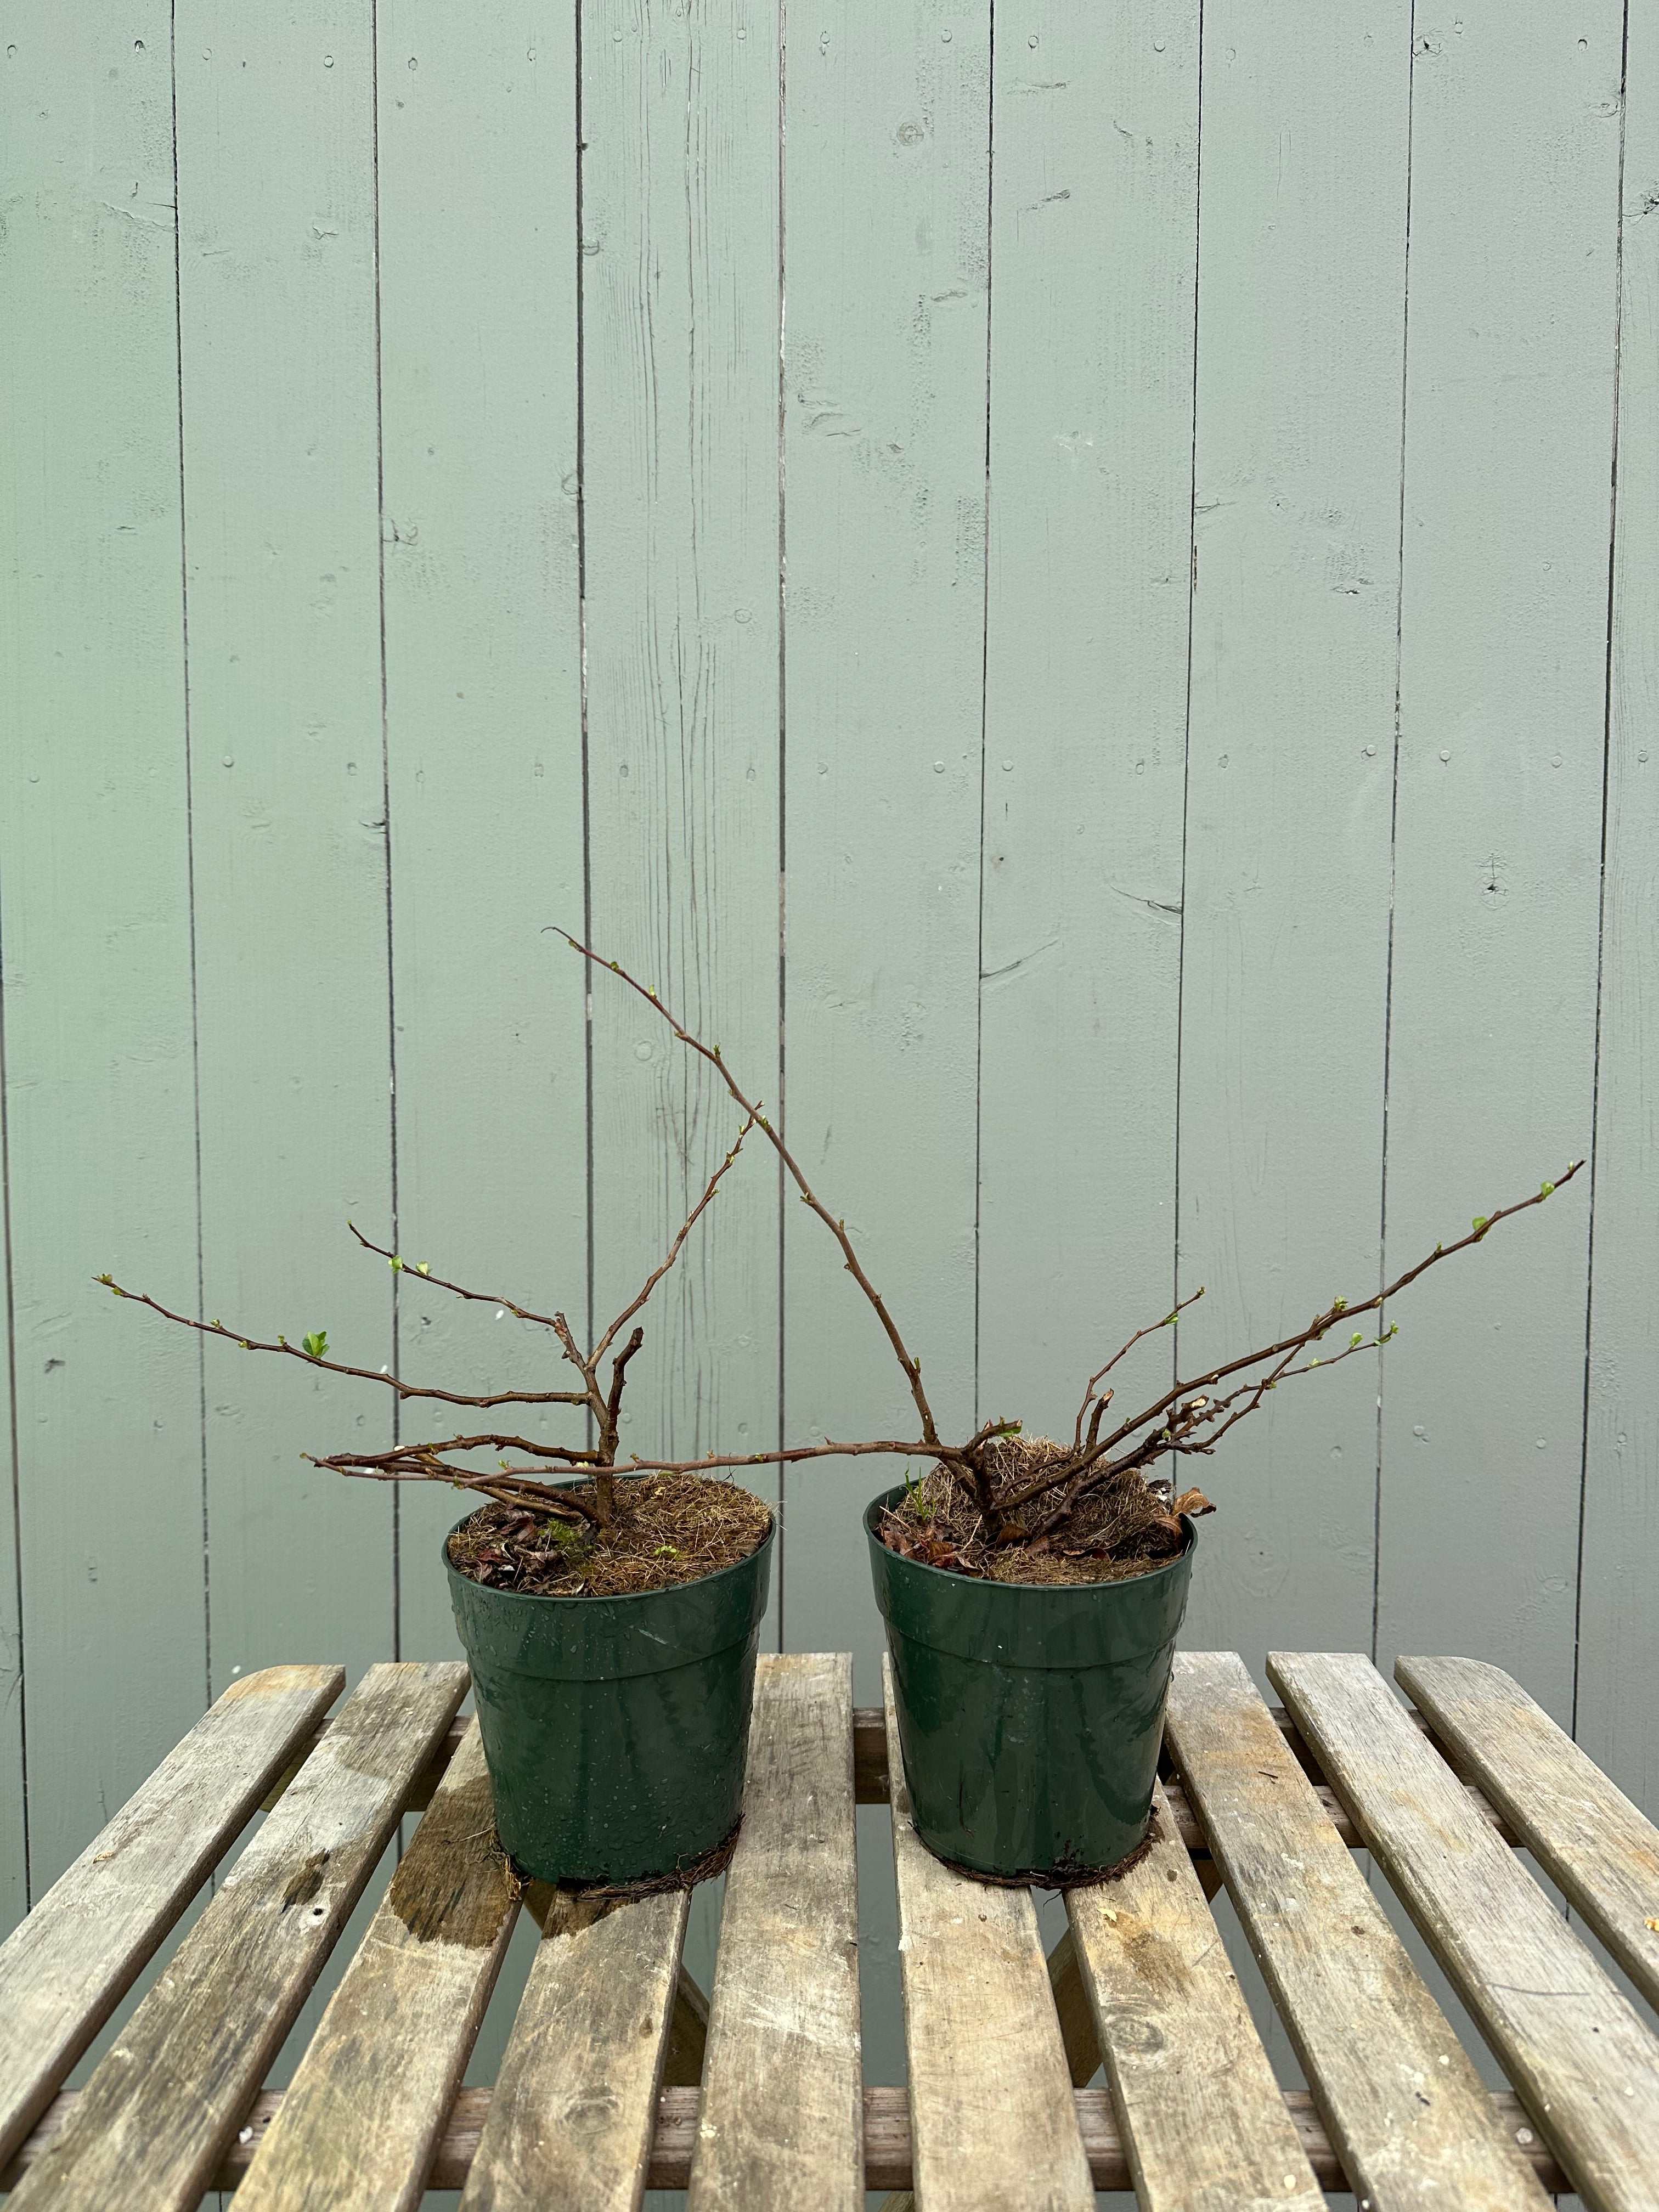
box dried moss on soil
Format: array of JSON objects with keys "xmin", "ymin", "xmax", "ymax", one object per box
[
  {"xmin": 447, "ymin": 1474, "xmax": 772, "ymax": 1598},
  {"xmin": 879, "ymin": 1435, "xmax": 1192, "ymax": 1585}
]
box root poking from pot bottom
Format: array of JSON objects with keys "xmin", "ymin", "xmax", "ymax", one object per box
[
  {"xmin": 518, "ymin": 1817, "xmax": 743, "ymax": 1912},
  {"xmin": 448, "ymin": 1474, "xmax": 772, "ymax": 1597},
  {"xmin": 881, "ymin": 1438, "xmax": 1206, "ymax": 1585},
  {"xmin": 927, "ymin": 1819, "xmax": 1160, "ymax": 1891}
]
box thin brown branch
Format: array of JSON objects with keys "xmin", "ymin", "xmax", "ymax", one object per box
[
  {"xmin": 324, "ymin": 1431, "xmax": 606, "ymax": 1470},
  {"xmin": 592, "ymin": 1113, "xmax": 757, "ymax": 1367},
  {"xmin": 321, "ymin": 1455, "xmax": 608, "ymax": 1527},
  {"xmin": 554, "ymin": 930, "xmax": 943, "ymax": 1449},
  {"xmin": 320, "ymin": 1434, "xmax": 944, "ymax": 1489},
  {"xmin": 1001, "ymin": 1159, "xmax": 1584, "ymax": 1524},
  {"xmin": 95, "ymin": 1279, "xmax": 590, "ymax": 1411},
  {"xmin": 346, "ymin": 1223, "xmax": 566, "ymax": 1332},
  {"xmin": 1072, "ymin": 1288, "xmax": 1206, "ymax": 1452},
  {"xmin": 602, "ymin": 1328, "xmax": 646, "ymax": 1457}
]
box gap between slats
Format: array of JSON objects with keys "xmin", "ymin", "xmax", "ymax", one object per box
[
  {"xmin": 3, "ymin": 2083, "xmax": 1570, "ymax": 2198},
  {"xmin": 272, "ymin": 1700, "xmax": 1520, "ymax": 1851}
]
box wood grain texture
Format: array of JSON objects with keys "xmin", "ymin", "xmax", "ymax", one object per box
[
  {"xmin": 1577, "ymin": 0, "xmax": 1659, "ymax": 1821},
  {"xmin": 0, "ymin": 1664, "xmax": 341, "ymax": 2170},
  {"xmin": 689, "ymin": 1653, "xmax": 862, "ymax": 2211},
  {"xmin": 7, "ymin": 2079, "xmax": 1578, "ymax": 2197},
  {"xmin": 235, "ymin": 1714, "xmax": 520, "ymax": 2212},
  {"xmin": 1176, "ymin": 0, "xmax": 1410, "ymax": 1664},
  {"xmin": 1272, "ymin": 1650, "xmax": 1659, "ymax": 2212},
  {"xmin": 374, "ymin": 0, "xmax": 588, "ymax": 1664},
  {"xmin": 173, "ymin": 0, "xmax": 396, "ymax": 1689},
  {"xmin": 8, "ymin": 1662, "xmax": 465, "ymax": 2212},
  {"xmin": 580, "ymin": 0, "xmax": 781, "ymax": 1545},
  {"xmin": 1167, "ymin": 1650, "xmax": 1548, "ymax": 2212},
  {"xmin": 883, "ymin": 1656, "xmax": 1093, "ymax": 2212},
  {"xmin": 1397, "ymin": 1654, "xmax": 1659, "ymax": 2012},
  {"xmin": 781, "ymin": 0, "xmax": 989, "ymax": 1691},
  {"xmin": 0, "ymin": 0, "xmax": 205, "ymax": 1918},
  {"xmin": 976, "ymin": 0, "xmax": 1198, "ymax": 1446},
  {"xmin": 1373, "ymin": 0, "xmax": 1621, "ymax": 1708},
  {"xmin": 1069, "ymin": 1776, "xmax": 1322, "ymax": 2212},
  {"xmin": 459, "ymin": 1883, "xmax": 689, "ymax": 2212}
]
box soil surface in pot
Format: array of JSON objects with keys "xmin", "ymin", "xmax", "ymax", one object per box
[
  {"xmin": 878, "ymin": 1436, "xmax": 1210, "ymax": 1585},
  {"xmin": 447, "ymin": 1474, "xmax": 772, "ymax": 1597}
]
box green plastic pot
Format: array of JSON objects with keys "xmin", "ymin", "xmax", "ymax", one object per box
[
  {"xmin": 445, "ymin": 1508, "xmax": 774, "ymax": 1883},
  {"xmin": 867, "ymin": 1483, "xmax": 1195, "ymax": 1879}
]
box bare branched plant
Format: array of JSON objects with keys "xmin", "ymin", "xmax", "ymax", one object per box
[{"xmin": 100, "ymin": 934, "xmax": 1582, "ymax": 1554}]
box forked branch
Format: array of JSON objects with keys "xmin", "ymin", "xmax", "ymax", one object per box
[{"xmin": 101, "ymin": 921, "xmax": 1584, "ymax": 1561}]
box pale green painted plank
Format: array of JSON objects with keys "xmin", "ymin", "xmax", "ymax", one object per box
[
  {"xmin": 977, "ymin": 3, "xmax": 1198, "ymax": 1444},
  {"xmin": 374, "ymin": 1, "xmax": 586, "ymax": 1662},
  {"xmin": 0, "ymin": 1093, "xmax": 19, "ymax": 1933},
  {"xmin": 0, "ymin": 4, "xmax": 205, "ymax": 1905},
  {"xmin": 1577, "ymin": 4, "xmax": 1659, "ymax": 1817},
  {"xmin": 1176, "ymin": 0, "xmax": 1410, "ymax": 1660},
  {"xmin": 580, "ymin": 0, "xmax": 781, "ymax": 1558},
  {"xmin": 173, "ymin": 1, "xmax": 396, "ymax": 1685},
  {"xmin": 781, "ymin": 0, "xmax": 990, "ymax": 1695},
  {"xmin": 1374, "ymin": 1, "xmax": 1620, "ymax": 1705}
]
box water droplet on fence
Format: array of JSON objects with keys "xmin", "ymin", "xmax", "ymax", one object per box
[
  {"xmin": 934, "ymin": 760, "xmax": 945, "ymax": 774},
  {"xmin": 323, "ymin": 53, "xmax": 334, "ymax": 66}
]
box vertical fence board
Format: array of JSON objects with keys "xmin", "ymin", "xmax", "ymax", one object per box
[
  {"xmin": 1374, "ymin": 0, "xmax": 1621, "ymax": 1707},
  {"xmin": 580, "ymin": 0, "xmax": 782, "ymax": 1560},
  {"xmin": 1578, "ymin": 4, "xmax": 1657, "ymax": 1812},
  {"xmin": 977, "ymin": 0, "xmax": 1198, "ymax": 1447},
  {"xmin": 782, "ymin": 0, "xmax": 991, "ymax": 1691},
  {"xmin": 375, "ymin": 0, "xmax": 586, "ymax": 1662},
  {"xmin": 1176, "ymin": 0, "xmax": 1411, "ymax": 1661},
  {"xmin": 0, "ymin": 1151, "xmax": 17, "ymax": 1932},
  {"xmin": 0, "ymin": 3, "xmax": 203, "ymax": 1912},
  {"xmin": 174, "ymin": 0, "xmax": 395, "ymax": 1686}
]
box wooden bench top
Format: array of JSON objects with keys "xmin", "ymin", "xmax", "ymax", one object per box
[{"xmin": 3, "ymin": 1649, "xmax": 1655, "ymax": 2210}]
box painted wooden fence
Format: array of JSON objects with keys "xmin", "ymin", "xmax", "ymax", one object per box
[{"xmin": 1, "ymin": 0, "xmax": 1650, "ymax": 1997}]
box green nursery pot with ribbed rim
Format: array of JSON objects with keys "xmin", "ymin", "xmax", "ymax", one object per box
[
  {"xmin": 445, "ymin": 1508, "xmax": 774, "ymax": 1884},
  {"xmin": 866, "ymin": 1483, "xmax": 1195, "ymax": 1879}
]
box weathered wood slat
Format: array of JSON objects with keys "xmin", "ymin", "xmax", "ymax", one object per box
[
  {"xmin": 1069, "ymin": 1776, "xmax": 1323, "ymax": 2211},
  {"xmin": 234, "ymin": 1716, "xmax": 520, "ymax": 2212},
  {"xmin": 1168, "ymin": 1650, "xmax": 1549, "ymax": 2211},
  {"xmin": 883, "ymin": 1656, "xmax": 1093, "ymax": 2212},
  {"xmin": 0, "ymin": 1663, "xmax": 343, "ymax": 2171},
  {"xmin": 274, "ymin": 1702, "xmax": 1517, "ymax": 1847},
  {"xmin": 1396, "ymin": 1654, "xmax": 1659, "ymax": 2013},
  {"xmin": 4, "ymin": 2079, "xmax": 1573, "ymax": 2197},
  {"xmin": 689, "ymin": 1653, "xmax": 862, "ymax": 2210},
  {"xmin": 1271, "ymin": 1651, "xmax": 1659, "ymax": 2212},
  {"xmin": 458, "ymin": 1884, "xmax": 689, "ymax": 2212},
  {"xmin": 7, "ymin": 1662, "xmax": 467, "ymax": 2212}
]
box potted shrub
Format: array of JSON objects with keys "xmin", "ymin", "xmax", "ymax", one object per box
[{"xmin": 105, "ymin": 936, "xmax": 1579, "ymax": 1888}]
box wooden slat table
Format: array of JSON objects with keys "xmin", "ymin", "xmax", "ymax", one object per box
[{"xmin": 3, "ymin": 1651, "xmax": 1655, "ymax": 2209}]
